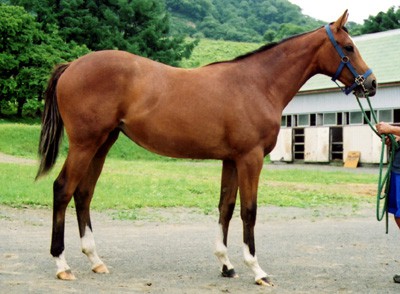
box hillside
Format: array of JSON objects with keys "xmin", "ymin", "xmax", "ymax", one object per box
[
  {"xmin": 180, "ymin": 38, "xmax": 261, "ymax": 68},
  {"xmin": 166, "ymin": 0, "xmax": 325, "ymax": 42}
]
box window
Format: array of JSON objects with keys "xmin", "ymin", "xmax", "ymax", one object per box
[
  {"xmin": 310, "ymin": 114, "xmax": 316, "ymax": 126},
  {"xmin": 323, "ymin": 113, "xmax": 336, "ymax": 125},
  {"xmin": 298, "ymin": 114, "xmax": 309, "ymax": 126},
  {"xmin": 281, "ymin": 116, "xmax": 287, "ymax": 127},
  {"xmin": 337, "ymin": 112, "xmax": 343, "ymax": 125},
  {"xmin": 378, "ymin": 109, "xmax": 392, "ymax": 123},
  {"xmin": 287, "ymin": 115, "xmax": 292, "ymax": 127},
  {"xmin": 350, "ymin": 112, "xmax": 363, "ymax": 124},
  {"xmin": 394, "ymin": 109, "xmax": 400, "ymax": 123}
]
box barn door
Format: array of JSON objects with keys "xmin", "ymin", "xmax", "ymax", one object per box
[{"xmin": 304, "ymin": 127, "xmax": 330, "ymax": 162}]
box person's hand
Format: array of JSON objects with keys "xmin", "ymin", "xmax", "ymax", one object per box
[{"xmin": 376, "ymin": 122, "xmax": 393, "ymax": 135}]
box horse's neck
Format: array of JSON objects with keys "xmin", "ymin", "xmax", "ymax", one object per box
[{"xmin": 240, "ymin": 30, "xmax": 324, "ymax": 111}]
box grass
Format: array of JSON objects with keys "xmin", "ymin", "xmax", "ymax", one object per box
[
  {"xmin": 0, "ymin": 121, "xmax": 176, "ymax": 161},
  {"xmin": 180, "ymin": 38, "xmax": 261, "ymax": 68},
  {"xmin": 0, "ymin": 121, "xmax": 379, "ymax": 219},
  {"xmin": 0, "ymin": 157, "xmax": 377, "ymax": 214}
]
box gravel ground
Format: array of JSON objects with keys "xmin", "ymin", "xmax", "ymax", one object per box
[
  {"xmin": 1, "ymin": 204, "xmax": 400, "ymax": 293},
  {"xmin": 1, "ymin": 153, "xmax": 399, "ymax": 293}
]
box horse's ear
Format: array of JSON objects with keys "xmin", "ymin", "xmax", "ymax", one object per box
[{"xmin": 332, "ymin": 10, "xmax": 349, "ymax": 32}]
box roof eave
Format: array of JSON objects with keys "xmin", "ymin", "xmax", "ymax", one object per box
[{"xmin": 297, "ymin": 81, "xmax": 400, "ymax": 96}]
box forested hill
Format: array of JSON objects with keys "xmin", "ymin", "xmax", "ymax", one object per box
[{"xmin": 166, "ymin": 0, "xmax": 326, "ymax": 42}]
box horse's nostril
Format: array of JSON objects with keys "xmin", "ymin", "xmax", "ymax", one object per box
[{"xmin": 372, "ymin": 80, "xmax": 377, "ymax": 89}]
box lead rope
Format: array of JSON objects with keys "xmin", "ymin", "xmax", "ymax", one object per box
[{"xmin": 355, "ymin": 94, "xmax": 399, "ymax": 233}]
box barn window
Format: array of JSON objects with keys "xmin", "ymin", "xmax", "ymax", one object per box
[
  {"xmin": 281, "ymin": 116, "xmax": 287, "ymax": 127},
  {"xmin": 379, "ymin": 109, "xmax": 392, "ymax": 123},
  {"xmin": 350, "ymin": 112, "xmax": 363, "ymax": 124},
  {"xmin": 323, "ymin": 113, "xmax": 336, "ymax": 125},
  {"xmin": 394, "ymin": 109, "xmax": 400, "ymax": 123},
  {"xmin": 337, "ymin": 112, "xmax": 343, "ymax": 125},
  {"xmin": 310, "ymin": 114, "xmax": 316, "ymax": 126},
  {"xmin": 287, "ymin": 115, "xmax": 292, "ymax": 127},
  {"xmin": 298, "ymin": 114, "xmax": 309, "ymax": 126}
]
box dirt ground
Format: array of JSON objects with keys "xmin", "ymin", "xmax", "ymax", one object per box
[
  {"xmin": 1, "ymin": 203, "xmax": 400, "ymax": 294},
  {"xmin": 1, "ymin": 153, "xmax": 399, "ymax": 293}
]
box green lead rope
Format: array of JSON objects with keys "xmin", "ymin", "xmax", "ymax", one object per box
[{"xmin": 355, "ymin": 94, "xmax": 399, "ymax": 233}]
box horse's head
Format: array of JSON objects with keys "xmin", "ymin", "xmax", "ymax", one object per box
[{"xmin": 319, "ymin": 10, "xmax": 377, "ymax": 97}]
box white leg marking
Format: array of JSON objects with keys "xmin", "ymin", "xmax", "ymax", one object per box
[
  {"xmin": 214, "ymin": 224, "xmax": 234, "ymax": 271},
  {"xmin": 81, "ymin": 226, "xmax": 105, "ymax": 270},
  {"xmin": 243, "ymin": 244, "xmax": 268, "ymax": 282},
  {"xmin": 54, "ymin": 251, "xmax": 71, "ymax": 275}
]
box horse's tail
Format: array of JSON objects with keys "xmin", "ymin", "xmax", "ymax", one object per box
[{"xmin": 36, "ymin": 63, "xmax": 70, "ymax": 180}]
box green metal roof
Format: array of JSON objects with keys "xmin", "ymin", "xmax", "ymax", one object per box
[{"xmin": 300, "ymin": 29, "xmax": 400, "ymax": 92}]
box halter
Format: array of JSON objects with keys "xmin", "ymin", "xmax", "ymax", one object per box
[{"xmin": 325, "ymin": 24, "xmax": 373, "ymax": 95}]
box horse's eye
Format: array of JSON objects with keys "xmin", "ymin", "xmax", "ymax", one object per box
[{"xmin": 343, "ymin": 45, "xmax": 354, "ymax": 52}]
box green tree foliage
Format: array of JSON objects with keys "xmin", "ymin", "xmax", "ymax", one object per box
[
  {"xmin": 166, "ymin": 0, "xmax": 212, "ymax": 20},
  {"xmin": 0, "ymin": 4, "xmax": 89, "ymax": 117},
  {"xmin": 361, "ymin": 6, "xmax": 400, "ymax": 34},
  {"xmin": 12, "ymin": 0, "xmax": 197, "ymax": 66},
  {"xmin": 167, "ymin": 0, "xmax": 324, "ymax": 42}
]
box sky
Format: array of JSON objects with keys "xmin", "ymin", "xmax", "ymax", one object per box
[{"xmin": 288, "ymin": 0, "xmax": 399, "ymax": 24}]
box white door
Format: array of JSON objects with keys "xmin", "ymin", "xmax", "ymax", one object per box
[{"xmin": 304, "ymin": 127, "xmax": 330, "ymax": 162}]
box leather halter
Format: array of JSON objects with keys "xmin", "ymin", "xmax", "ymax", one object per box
[{"xmin": 325, "ymin": 24, "xmax": 373, "ymax": 95}]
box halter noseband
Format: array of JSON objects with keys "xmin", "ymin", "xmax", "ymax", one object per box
[{"xmin": 325, "ymin": 24, "xmax": 373, "ymax": 95}]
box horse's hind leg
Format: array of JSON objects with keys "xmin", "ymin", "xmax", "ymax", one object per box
[
  {"xmin": 73, "ymin": 129, "xmax": 119, "ymax": 274},
  {"xmin": 214, "ymin": 160, "xmax": 239, "ymax": 278},
  {"xmin": 51, "ymin": 145, "xmax": 100, "ymax": 280}
]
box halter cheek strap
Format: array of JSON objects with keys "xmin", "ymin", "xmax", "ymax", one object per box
[{"xmin": 325, "ymin": 24, "xmax": 373, "ymax": 95}]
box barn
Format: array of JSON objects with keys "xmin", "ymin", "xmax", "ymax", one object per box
[{"xmin": 270, "ymin": 28, "xmax": 400, "ymax": 165}]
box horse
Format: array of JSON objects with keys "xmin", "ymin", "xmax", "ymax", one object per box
[{"xmin": 36, "ymin": 11, "xmax": 376, "ymax": 286}]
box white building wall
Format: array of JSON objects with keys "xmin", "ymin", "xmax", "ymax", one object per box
[
  {"xmin": 270, "ymin": 128, "xmax": 292, "ymax": 161},
  {"xmin": 284, "ymin": 85, "xmax": 399, "ymax": 115},
  {"xmin": 343, "ymin": 125, "xmax": 386, "ymax": 164}
]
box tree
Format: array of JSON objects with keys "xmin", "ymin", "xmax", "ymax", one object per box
[
  {"xmin": 0, "ymin": 4, "xmax": 89, "ymax": 117},
  {"xmin": 361, "ymin": 6, "xmax": 400, "ymax": 34},
  {"xmin": 166, "ymin": 0, "xmax": 324, "ymax": 42},
  {"xmin": 273, "ymin": 23, "xmax": 308, "ymax": 42},
  {"xmin": 12, "ymin": 0, "xmax": 197, "ymax": 66}
]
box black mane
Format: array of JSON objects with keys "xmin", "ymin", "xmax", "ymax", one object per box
[{"xmin": 205, "ymin": 26, "xmax": 324, "ymax": 66}]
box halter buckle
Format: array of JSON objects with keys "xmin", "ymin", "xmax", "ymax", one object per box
[
  {"xmin": 355, "ymin": 75, "xmax": 365, "ymax": 86},
  {"xmin": 341, "ymin": 56, "xmax": 350, "ymax": 63}
]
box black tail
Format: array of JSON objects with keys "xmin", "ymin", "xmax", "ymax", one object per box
[{"xmin": 36, "ymin": 63, "xmax": 70, "ymax": 180}]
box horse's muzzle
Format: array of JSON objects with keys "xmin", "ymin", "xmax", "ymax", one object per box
[{"xmin": 355, "ymin": 76, "xmax": 377, "ymax": 97}]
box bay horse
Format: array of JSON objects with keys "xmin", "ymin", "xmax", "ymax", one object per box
[{"xmin": 36, "ymin": 11, "xmax": 376, "ymax": 286}]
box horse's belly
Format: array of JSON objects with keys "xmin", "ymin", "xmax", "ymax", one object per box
[{"xmin": 120, "ymin": 119, "xmax": 229, "ymax": 160}]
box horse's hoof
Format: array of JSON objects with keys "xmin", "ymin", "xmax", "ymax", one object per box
[
  {"xmin": 57, "ymin": 269, "xmax": 76, "ymax": 280},
  {"xmin": 221, "ymin": 265, "xmax": 239, "ymax": 278},
  {"xmin": 92, "ymin": 263, "xmax": 109, "ymax": 274},
  {"xmin": 256, "ymin": 276, "xmax": 274, "ymax": 286}
]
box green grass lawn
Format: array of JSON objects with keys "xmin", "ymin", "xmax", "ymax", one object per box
[{"xmin": 0, "ymin": 121, "xmax": 378, "ymax": 218}]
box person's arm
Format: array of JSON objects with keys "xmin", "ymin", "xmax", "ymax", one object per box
[{"xmin": 376, "ymin": 122, "xmax": 400, "ymax": 137}]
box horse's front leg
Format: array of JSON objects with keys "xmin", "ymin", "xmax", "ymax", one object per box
[
  {"xmin": 236, "ymin": 150, "xmax": 273, "ymax": 286},
  {"xmin": 214, "ymin": 160, "xmax": 239, "ymax": 278}
]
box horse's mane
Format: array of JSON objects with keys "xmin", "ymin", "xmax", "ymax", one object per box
[{"xmin": 205, "ymin": 26, "xmax": 329, "ymax": 67}]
